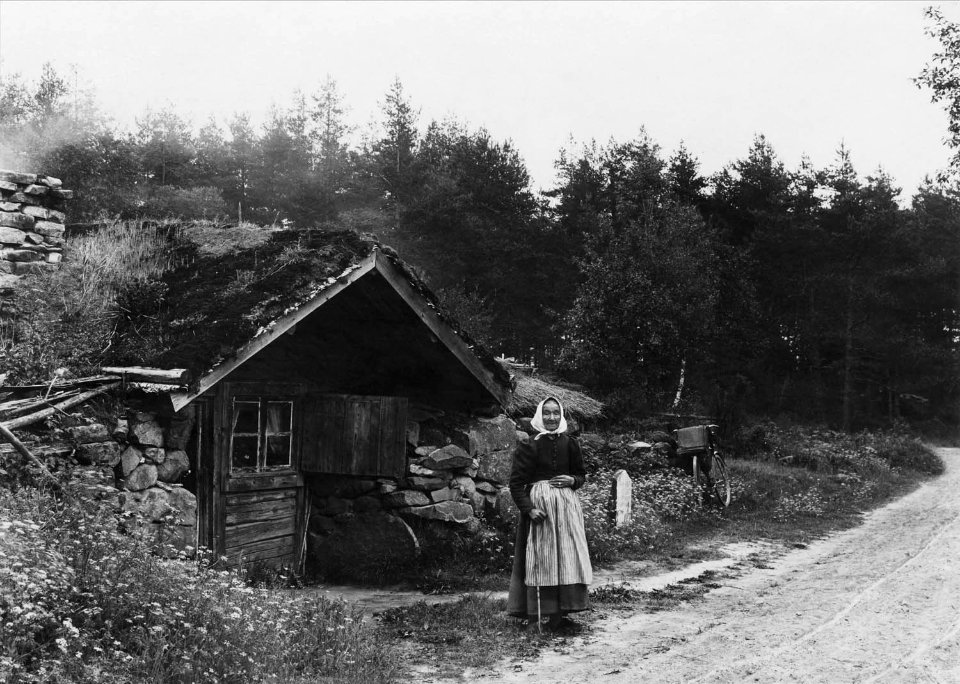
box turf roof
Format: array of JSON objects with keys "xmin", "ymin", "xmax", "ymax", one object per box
[{"xmin": 108, "ymin": 226, "xmax": 512, "ymax": 393}]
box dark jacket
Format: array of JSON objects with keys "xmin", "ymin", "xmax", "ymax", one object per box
[{"xmin": 508, "ymin": 433, "xmax": 586, "ymax": 514}]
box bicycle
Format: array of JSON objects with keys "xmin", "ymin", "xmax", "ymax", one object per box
[{"xmin": 674, "ymin": 424, "xmax": 731, "ymax": 508}]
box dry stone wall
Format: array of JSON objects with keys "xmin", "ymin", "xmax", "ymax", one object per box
[
  {"xmin": 307, "ymin": 413, "xmax": 525, "ymax": 577},
  {"xmin": 66, "ymin": 406, "xmax": 198, "ymax": 554},
  {"xmin": 0, "ymin": 170, "xmax": 70, "ymax": 286}
]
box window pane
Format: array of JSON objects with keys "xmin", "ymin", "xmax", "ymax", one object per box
[
  {"xmin": 233, "ymin": 401, "xmax": 260, "ymax": 433},
  {"xmin": 265, "ymin": 435, "xmax": 291, "ymax": 467},
  {"xmin": 265, "ymin": 402, "xmax": 292, "ymax": 435},
  {"xmin": 231, "ymin": 435, "xmax": 259, "ymax": 471}
]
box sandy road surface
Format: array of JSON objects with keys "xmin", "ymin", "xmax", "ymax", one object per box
[{"xmin": 477, "ymin": 447, "xmax": 960, "ymax": 684}]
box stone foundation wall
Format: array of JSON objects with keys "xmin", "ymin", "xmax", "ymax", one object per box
[
  {"xmin": 0, "ymin": 170, "xmax": 71, "ymax": 285},
  {"xmin": 67, "ymin": 405, "xmax": 198, "ymax": 554},
  {"xmin": 306, "ymin": 413, "xmax": 525, "ymax": 576}
]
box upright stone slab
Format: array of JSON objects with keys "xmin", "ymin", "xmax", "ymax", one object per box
[
  {"xmin": 611, "ymin": 469, "xmax": 633, "ymax": 528},
  {"xmin": 476, "ymin": 448, "xmax": 513, "ymax": 485},
  {"xmin": 467, "ymin": 415, "xmax": 517, "ymax": 456}
]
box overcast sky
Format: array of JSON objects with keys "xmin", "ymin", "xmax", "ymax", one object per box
[{"xmin": 0, "ymin": 1, "xmax": 955, "ymax": 198}]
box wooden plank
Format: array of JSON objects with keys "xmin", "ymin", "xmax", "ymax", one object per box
[
  {"xmin": 225, "ymin": 518, "xmax": 296, "ymax": 549},
  {"xmin": 225, "ymin": 498, "xmax": 297, "ymax": 525},
  {"xmin": 373, "ymin": 251, "xmax": 508, "ymax": 406},
  {"xmin": 225, "ymin": 472, "xmax": 302, "ymax": 492},
  {"xmin": 195, "ymin": 401, "xmax": 212, "ymax": 550},
  {"xmin": 225, "ymin": 488, "xmax": 297, "ymax": 507},
  {"xmin": 170, "ymin": 257, "xmax": 379, "ymax": 412},
  {"xmin": 102, "ymin": 366, "xmax": 191, "ymax": 384},
  {"xmin": 301, "ymin": 395, "xmax": 345, "ymax": 472},
  {"xmin": 226, "ymin": 536, "xmax": 296, "ymax": 565}
]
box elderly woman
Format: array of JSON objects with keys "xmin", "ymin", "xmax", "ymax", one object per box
[{"xmin": 507, "ymin": 397, "xmax": 592, "ymax": 630}]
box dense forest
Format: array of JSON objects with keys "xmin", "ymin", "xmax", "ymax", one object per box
[{"xmin": 1, "ymin": 11, "xmax": 958, "ymax": 433}]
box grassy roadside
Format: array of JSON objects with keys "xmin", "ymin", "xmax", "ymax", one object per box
[{"xmin": 375, "ymin": 425, "xmax": 946, "ymax": 680}]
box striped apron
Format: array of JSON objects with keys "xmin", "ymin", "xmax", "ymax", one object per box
[{"xmin": 525, "ymin": 480, "xmax": 593, "ymax": 587}]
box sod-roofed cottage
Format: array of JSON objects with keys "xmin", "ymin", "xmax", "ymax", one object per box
[{"xmin": 111, "ymin": 228, "xmax": 514, "ymax": 570}]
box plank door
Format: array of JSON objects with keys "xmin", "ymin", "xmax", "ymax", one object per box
[{"xmin": 215, "ymin": 382, "xmax": 305, "ymax": 568}]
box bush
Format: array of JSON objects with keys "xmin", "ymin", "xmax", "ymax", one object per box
[
  {"xmin": 0, "ymin": 485, "xmax": 398, "ymax": 683},
  {"xmin": 1, "ymin": 220, "xmax": 183, "ymax": 383}
]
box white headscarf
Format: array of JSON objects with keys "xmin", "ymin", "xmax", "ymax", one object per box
[{"xmin": 530, "ymin": 396, "xmax": 568, "ymax": 440}]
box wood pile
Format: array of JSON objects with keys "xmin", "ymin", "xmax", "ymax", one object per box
[{"xmin": 0, "ymin": 169, "xmax": 72, "ymax": 287}]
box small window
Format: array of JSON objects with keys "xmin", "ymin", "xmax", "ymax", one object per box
[{"xmin": 230, "ymin": 398, "xmax": 294, "ymax": 473}]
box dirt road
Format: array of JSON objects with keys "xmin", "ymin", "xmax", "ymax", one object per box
[{"xmin": 480, "ymin": 447, "xmax": 960, "ymax": 683}]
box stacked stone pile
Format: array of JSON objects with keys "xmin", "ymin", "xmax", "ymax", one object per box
[
  {"xmin": 65, "ymin": 407, "xmax": 198, "ymax": 552},
  {"xmin": 0, "ymin": 169, "xmax": 71, "ymax": 283},
  {"xmin": 307, "ymin": 413, "xmax": 528, "ymax": 574}
]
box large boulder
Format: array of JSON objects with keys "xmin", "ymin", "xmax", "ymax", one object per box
[
  {"xmin": 129, "ymin": 521, "xmax": 195, "ymax": 555},
  {"xmin": 125, "ymin": 464, "xmax": 158, "ymax": 492},
  {"xmin": 420, "ymin": 444, "xmax": 473, "ymax": 471},
  {"xmin": 156, "ymin": 450, "xmax": 189, "ymax": 483},
  {"xmin": 398, "ymin": 501, "xmax": 474, "ymax": 524},
  {"xmin": 129, "ymin": 412, "xmax": 164, "ymax": 448},
  {"xmin": 476, "ymin": 448, "xmax": 513, "ymax": 485},
  {"xmin": 121, "ymin": 487, "xmax": 172, "ymax": 521},
  {"xmin": 382, "ymin": 490, "xmax": 430, "ymax": 508},
  {"xmin": 167, "ymin": 486, "xmax": 198, "ymax": 526},
  {"xmin": 119, "ymin": 446, "xmax": 143, "ymax": 476},
  {"xmin": 467, "ymin": 415, "xmax": 517, "ymax": 456},
  {"xmin": 308, "ymin": 511, "xmax": 419, "ymax": 578}
]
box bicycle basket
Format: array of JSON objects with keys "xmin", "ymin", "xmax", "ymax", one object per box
[{"xmin": 676, "ymin": 425, "xmax": 711, "ymax": 454}]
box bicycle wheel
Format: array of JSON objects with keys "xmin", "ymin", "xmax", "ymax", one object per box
[{"xmin": 711, "ymin": 453, "xmax": 732, "ymax": 508}]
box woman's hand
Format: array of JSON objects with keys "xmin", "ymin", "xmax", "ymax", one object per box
[
  {"xmin": 549, "ymin": 475, "xmax": 575, "ymax": 488},
  {"xmin": 528, "ymin": 508, "xmax": 547, "ymax": 522}
]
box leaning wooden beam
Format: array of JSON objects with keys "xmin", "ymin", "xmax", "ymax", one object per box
[
  {"xmin": 3, "ymin": 383, "xmax": 120, "ymax": 430},
  {"xmin": 0, "ymin": 422, "xmax": 59, "ymax": 486},
  {"xmin": 0, "ymin": 390, "xmax": 82, "ymax": 420},
  {"xmin": 101, "ymin": 366, "xmax": 191, "ymax": 384}
]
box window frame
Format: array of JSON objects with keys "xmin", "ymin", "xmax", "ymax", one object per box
[{"xmin": 229, "ymin": 395, "xmax": 296, "ymax": 475}]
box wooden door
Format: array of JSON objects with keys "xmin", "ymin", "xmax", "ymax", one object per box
[{"xmin": 214, "ymin": 382, "xmax": 305, "ymax": 568}]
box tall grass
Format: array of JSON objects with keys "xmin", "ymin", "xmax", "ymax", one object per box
[{"xmin": 1, "ymin": 220, "xmax": 184, "ymax": 382}]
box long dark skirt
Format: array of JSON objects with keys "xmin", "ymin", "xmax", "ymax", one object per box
[{"xmin": 506, "ymin": 512, "xmax": 590, "ymax": 619}]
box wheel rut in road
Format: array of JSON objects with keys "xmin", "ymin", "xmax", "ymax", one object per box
[{"xmin": 476, "ymin": 447, "xmax": 960, "ymax": 684}]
